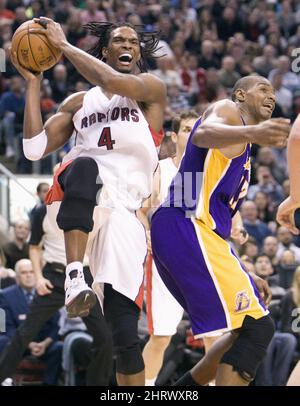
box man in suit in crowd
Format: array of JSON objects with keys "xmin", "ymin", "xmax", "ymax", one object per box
[{"xmin": 0, "ymin": 259, "xmax": 62, "ymax": 385}]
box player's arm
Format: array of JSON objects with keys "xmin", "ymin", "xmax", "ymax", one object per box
[
  {"xmin": 139, "ymin": 164, "xmax": 161, "ymax": 220},
  {"xmin": 9, "ymin": 49, "xmax": 84, "ymax": 159},
  {"xmin": 276, "ymin": 114, "xmax": 300, "ymax": 234},
  {"xmin": 62, "ymin": 49, "xmax": 166, "ymax": 104},
  {"xmin": 23, "ymin": 90, "xmax": 84, "ymax": 159},
  {"xmin": 43, "ymin": 92, "xmax": 85, "ymax": 155},
  {"xmin": 193, "ymin": 99, "xmax": 289, "ymax": 149},
  {"xmin": 30, "ymin": 18, "xmax": 166, "ymax": 104},
  {"xmin": 230, "ymin": 211, "xmax": 248, "ymax": 245},
  {"xmin": 286, "ymin": 114, "xmax": 300, "ymax": 203},
  {"xmin": 137, "ymin": 166, "xmax": 161, "ymax": 253}
]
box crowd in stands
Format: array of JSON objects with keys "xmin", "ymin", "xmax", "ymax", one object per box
[{"xmin": 0, "ymin": 0, "xmax": 300, "ymax": 385}]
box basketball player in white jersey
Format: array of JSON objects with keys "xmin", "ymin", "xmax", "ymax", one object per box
[
  {"xmin": 140, "ymin": 111, "xmax": 198, "ymax": 386},
  {"xmin": 10, "ymin": 19, "xmax": 166, "ymax": 385}
]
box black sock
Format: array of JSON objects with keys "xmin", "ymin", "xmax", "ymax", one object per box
[{"xmin": 173, "ymin": 371, "xmax": 201, "ymax": 386}]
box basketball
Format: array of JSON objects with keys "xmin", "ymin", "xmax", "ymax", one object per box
[{"xmin": 11, "ymin": 20, "xmax": 62, "ymax": 73}]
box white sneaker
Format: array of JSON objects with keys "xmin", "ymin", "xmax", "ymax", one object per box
[
  {"xmin": 65, "ymin": 274, "xmax": 97, "ymax": 318},
  {"xmin": 1, "ymin": 378, "xmax": 13, "ymax": 386}
]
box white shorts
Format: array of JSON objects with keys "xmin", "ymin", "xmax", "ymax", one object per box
[
  {"xmin": 47, "ymin": 202, "xmax": 147, "ymax": 309},
  {"xmin": 88, "ymin": 205, "xmax": 146, "ymax": 309},
  {"xmin": 145, "ymin": 255, "xmax": 184, "ymax": 336}
]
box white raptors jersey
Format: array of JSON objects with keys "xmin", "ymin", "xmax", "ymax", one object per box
[
  {"xmin": 62, "ymin": 86, "xmax": 158, "ymax": 211},
  {"xmin": 159, "ymin": 157, "xmax": 177, "ymax": 202}
]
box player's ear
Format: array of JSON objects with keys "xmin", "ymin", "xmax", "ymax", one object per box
[
  {"xmin": 102, "ymin": 47, "xmax": 108, "ymax": 59},
  {"xmin": 170, "ymin": 131, "xmax": 178, "ymax": 144},
  {"xmin": 235, "ymin": 89, "xmax": 246, "ymax": 102}
]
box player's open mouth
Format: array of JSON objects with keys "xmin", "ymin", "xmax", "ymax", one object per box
[
  {"xmin": 118, "ymin": 53, "xmax": 133, "ymax": 65},
  {"xmin": 263, "ymin": 103, "xmax": 274, "ymax": 112}
]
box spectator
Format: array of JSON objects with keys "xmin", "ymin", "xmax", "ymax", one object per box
[
  {"xmin": 218, "ymin": 56, "xmax": 241, "ymax": 90},
  {"xmin": 0, "ymin": 76, "xmax": 25, "ymax": 158},
  {"xmin": 277, "ymin": 0, "xmax": 297, "ymax": 39},
  {"xmin": 244, "ymin": 9, "xmax": 261, "ymax": 42},
  {"xmin": 268, "ymin": 55, "xmax": 300, "ymax": 94},
  {"xmin": 216, "ymin": 6, "xmax": 243, "ymax": 41},
  {"xmin": 241, "ymin": 201, "xmax": 273, "ymax": 249},
  {"xmin": 277, "ymin": 250, "xmax": 298, "ymax": 290},
  {"xmin": 240, "ymin": 255, "xmax": 255, "ymax": 274},
  {"xmin": 238, "ymin": 236, "xmax": 259, "ymax": 263},
  {"xmin": 51, "ymin": 64, "xmax": 68, "ymax": 104},
  {"xmin": 197, "ymin": 6, "xmax": 218, "ymax": 39},
  {"xmin": 253, "ymin": 44, "xmax": 277, "ymax": 78},
  {"xmin": 254, "ymin": 254, "xmax": 285, "ymax": 300},
  {"xmin": 3, "ymin": 219, "xmax": 30, "ymax": 270},
  {"xmin": 0, "ymin": 259, "xmax": 63, "ymax": 386},
  {"xmin": 262, "ymin": 236, "xmax": 280, "ymax": 271},
  {"xmin": 80, "ymin": 0, "xmax": 107, "ymax": 25},
  {"xmin": 276, "ymin": 226, "xmax": 300, "ymax": 264},
  {"xmin": 167, "ymin": 83, "xmax": 189, "ymax": 113},
  {"xmin": 54, "ymin": 0, "xmax": 75, "ymax": 25},
  {"xmin": 198, "ymin": 40, "xmax": 220, "ymax": 70},
  {"xmin": 289, "ymin": 25, "xmax": 300, "ymax": 47},
  {"xmin": 0, "ymin": 0, "xmax": 15, "ymax": 20},
  {"xmin": 152, "ymin": 57, "xmax": 183, "ymax": 88},
  {"xmin": 29, "ymin": 182, "xmax": 50, "ymax": 222},
  {"xmin": 254, "ymin": 191, "xmax": 276, "ymax": 224},
  {"xmin": 180, "ymin": 53, "xmax": 206, "ymax": 104},
  {"xmin": 11, "ymin": 6, "xmax": 27, "ymax": 32},
  {"xmin": 248, "ymin": 166, "xmax": 284, "ymax": 206},
  {"xmin": 256, "ymin": 147, "xmax": 287, "ymax": 185}
]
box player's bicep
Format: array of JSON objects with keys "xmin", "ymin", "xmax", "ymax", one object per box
[
  {"xmin": 43, "ymin": 91, "xmax": 85, "ymax": 156},
  {"xmin": 43, "ymin": 111, "xmax": 74, "ymax": 156}
]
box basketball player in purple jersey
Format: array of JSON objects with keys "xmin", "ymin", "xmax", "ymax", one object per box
[
  {"xmin": 10, "ymin": 19, "xmax": 166, "ymax": 386},
  {"xmin": 151, "ymin": 76, "xmax": 290, "ymax": 385}
]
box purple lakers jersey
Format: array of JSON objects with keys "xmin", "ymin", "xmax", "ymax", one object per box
[{"xmin": 164, "ymin": 117, "xmax": 251, "ymax": 239}]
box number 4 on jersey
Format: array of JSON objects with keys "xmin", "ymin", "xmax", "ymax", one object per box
[{"xmin": 98, "ymin": 127, "xmax": 115, "ymax": 150}]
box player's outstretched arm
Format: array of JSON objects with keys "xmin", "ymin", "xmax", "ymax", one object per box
[
  {"xmin": 30, "ymin": 18, "xmax": 166, "ymax": 105},
  {"xmin": 285, "ymin": 114, "xmax": 300, "ymax": 204},
  {"xmin": 192, "ymin": 99, "xmax": 289, "ymax": 149},
  {"xmin": 276, "ymin": 114, "xmax": 300, "ymax": 234},
  {"xmin": 61, "ymin": 40, "xmax": 166, "ymax": 103}
]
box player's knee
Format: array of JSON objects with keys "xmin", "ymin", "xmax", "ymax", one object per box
[
  {"xmin": 114, "ymin": 332, "xmax": 144, "ymax": 375},
  {"xmin": 112, "ymin": 324, "xmax": 144, "ymax": 374},
  {"xmin": 115, "ymin": 342, "xmax": 144, "ymax": 375},
  {"xmin": 220, "ymin": 315, "xmax": 275, "ymax": 382},
  {"xmin": 149, "ymin": 335, "xmax": 172, "ymax": 351},
  {"xmin": 57, "ymin": 157, "xmax": 103, "ymax": 233},
  {"xmin": 62, "ymin": 157, "xmax": 101, "ymax": 201}
]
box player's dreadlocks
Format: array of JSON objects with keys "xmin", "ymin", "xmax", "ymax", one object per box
[{"xmin": 84, "ymin": 22, "xmax": 161, "ymax": 73}]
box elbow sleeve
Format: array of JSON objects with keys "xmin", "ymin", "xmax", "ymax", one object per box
[{"xmin": 22, "ymin": 130, "xmax": 48, "ymax": 161}]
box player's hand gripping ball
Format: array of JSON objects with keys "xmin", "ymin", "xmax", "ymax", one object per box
[{"xmin": 11, "ymin": 20, "xmax": 62, "ymax": 73}]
